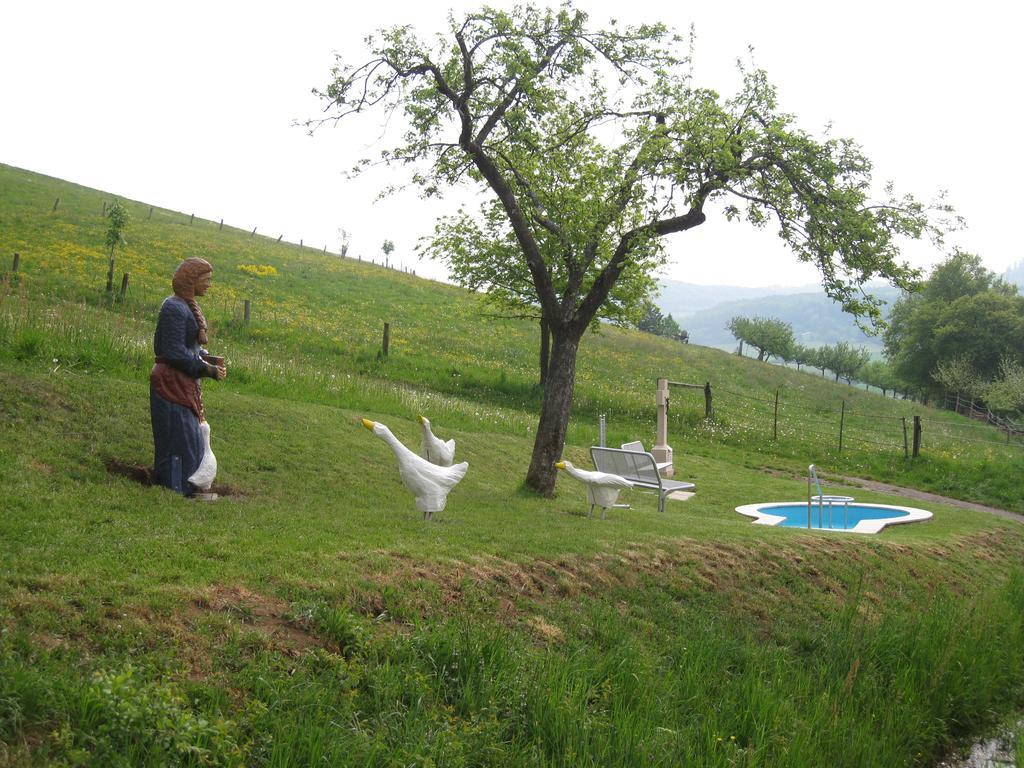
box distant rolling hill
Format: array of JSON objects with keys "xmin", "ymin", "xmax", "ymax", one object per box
[{"xmin": 655, "ymin": 279, "xmax": 899, "ymax": 354}]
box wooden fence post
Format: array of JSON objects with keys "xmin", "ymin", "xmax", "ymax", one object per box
[
  {"xmin": 912, "ymin": 416, "xmax": 922, "ymax": 458},
  {"xmin": 773, "ymin": 388, "xmax": 779, "ymax": 441},
  {"xmin": 243, "ymin": 299, "xmax": 251, "ymax": 325},
  {"xmin": 148, "ymin": 207, "xmax": 153, "ymax": 220},
  {"xmin": 11, "ymin": 253, "xmax": 20, "ymax": 273},
  {"xmin": 277, "ymin": 235, "xmax": 283, "ymax": 243},
  {"xmin": 838, "ymin": 399, "xmax": 846, "ymax": 453},
  {"xmin": 300, "ymin": 239, "xmax": 303, "ymax": 248},
  {"xmin": 118, "ymin": 273, "xmax": 129, "ymax": 301},
  {"xmin": 52, "ymin": 197, "xmax": 60, "ymax": 211},
  {"xmin": 101, "ymin": 201, "xmax": 107, "ymax": 216},
  {"xmin": 902, "ymin": 417, "xmax": 909, "ymax": 459},
  {"xmin": 704, "ymin": 382, "xmax": 713, "ymax": 419},
  {"xmin": 382, "ymin": 322, "xmax": 390, "ymax": 358},
  {"xmin": 251, "ymin": 227, "xmax": 257, "ymax": 237},
  {"xmin": 189, "ymin": 213, "xmax": 195, "ymax": 225},
  {"xmin": 219, "ymin": 218, "xmax": 224, "ymax": 230}
]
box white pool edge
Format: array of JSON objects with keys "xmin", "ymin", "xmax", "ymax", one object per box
[{"xmin": 735, "ymin": 502, "xmax": 933, "ymax": 534}]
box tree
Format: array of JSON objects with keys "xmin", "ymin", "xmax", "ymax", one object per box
[
  {"xmin": 859, "ymin": 359, "xmax": 898, "ymax": 397},
  {"xmin": 819, "ymin": 341, "xmax": 870, "ymax": 383},
  {"xmin": 885, "ymin": 251, "xmax": 1023, "ymax": 396},
  {"xmin": 638, "ymin": 301, "xmax": 667, "ymax": 334},
  {"xmin": 315, "ymin": 4, "xmax": 953, "ymax": 494},
  {"xmin": 728, "ymin": 315, "xmax": 794, "ymax": 362},
  {"xmin": 932, "ymin": 354, "xmax": 987, "ymax": 410},
  {"xmin": 104, "ymin": 201, "xmax": 129, "ymax": 293},
  {"xmin": 987, "ymin": 358, "xmax": 1024, "ymax": 416},
  {"xmin": 338, "ymin": 228, "xmax": 352, "ymax": 258},
  {"xmin": 728, "ymin": 317, "xmax": 753, "ymax": 357},
  {"xmin": 381, "ymin": 239, "xmax": 395, "ymax": 265},
  {"xmin": 638, "ymin": 301, "xmax": 682, "ymax": 340},
  {"xmin": 790, "ymin": 343, "xmax": 816, "ymax": 372}
]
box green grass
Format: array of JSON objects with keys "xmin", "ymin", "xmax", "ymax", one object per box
[
  {"xmin": 2, "ymin": 161, "xmax": 1021, "ymax": 511},
  {"xmin": 1, "ymin": 163, "xmax": 1024, "ymax": 766}
]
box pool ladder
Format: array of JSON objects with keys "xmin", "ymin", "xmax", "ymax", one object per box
[{"xmin": 807, "ymin": 464, "xmax": 853, "ymax": 530}]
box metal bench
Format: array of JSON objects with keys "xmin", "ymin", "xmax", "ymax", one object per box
[
  {"xmin": 590, "ymin": 446, "xmax": 695, "ymax": 513},
  {"xmin": 620, "ymin": 440, "xmax": 673, "ymax": 473}
]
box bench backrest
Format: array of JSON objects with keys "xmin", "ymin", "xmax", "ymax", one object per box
[
  {"xmin": 620, "ymin": 440, "xmax": 645, "ymax": 453},
  {"xmin": 591, "ymin": 446, "xmax": 662, "ymax": 486}
]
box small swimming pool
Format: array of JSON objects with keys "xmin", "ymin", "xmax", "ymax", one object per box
[{"xmin": 735, "ymin": 501, "xmax": 933, "ymax": 534}]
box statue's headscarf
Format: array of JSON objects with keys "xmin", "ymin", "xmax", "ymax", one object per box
[{"xmin": 172, "ymin": 258, "xmax": 212, "ymax": 346}]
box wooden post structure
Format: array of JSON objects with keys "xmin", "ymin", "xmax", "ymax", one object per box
[
  {"xmin": 773, "ymin": 389, "xmax": 779, "ymax": 441},
  {"xmin": 912, "ymin": 416, "xmax": 922, "ymax": 458},
  {"xmin": 101, "ymin": 201, "xmax": 107, "ymax": 216},
  {"xmin": 148, "ymin": 207, "xmax": 153, "ymax": 220},
  {"xmin": 251, "ymin": 226, "xmax": 257, "ymax": 237},
  {"xmin": 277, "ymin": 235, "xmax": 283, "ymax": 243},
  {"xmin": 299, "ymin": 239, "xmax": 303, "ymax": 248},
  {"xmin": 52, "ymin": 197, "xmax": 60, "ymax": 211},
  {"xmin": 838, "ymin": 399, "xmax": 846, "ymax": 453},
  {"xmin": 653, "ymin": 378, "xmax": 674, "ymax": 477},
  {"xmin": 219, "ymin": 218, "xmax": 224, "ymax": 230},
  {"xmin": 902, "ymin": 417, "xmax": 909, "ymax": 458},
  {"xmin": 118, "ymin": 273, "xmax": 129, "ymax": 301},
  {"xmin": 243, "ymin": 299, "xmax": 251, "ymax": 325},
  {"xmin": 11, "ymin": 253, "xmax": 20, "ymax": 273},
  {"xmin": 189, "ymin": 213, "xmax": 195, "ymax": 225},
  {"xmin": 382, "ymin": 322, "xmax": 390, "ymax": 358},
  {"xmin": 704, "ymin": 382, "xmax": 713, "ymax": 419}
]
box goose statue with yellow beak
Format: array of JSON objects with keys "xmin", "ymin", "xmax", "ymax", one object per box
[
  {"xmin": 554, "ymin": 461, "xmax": 632, "ymax": 519},
  {"xmin": 362, "ymin": 419, "xmax": 468, "ymax": 518},
  {"xmin": 418, "ymin": 415, "xmax": 455, "ymax": 466}
]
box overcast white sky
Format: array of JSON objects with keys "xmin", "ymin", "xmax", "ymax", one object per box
[{"xmin": 2, "ymin": 0, "xmax": 1019, "ymax": 287}]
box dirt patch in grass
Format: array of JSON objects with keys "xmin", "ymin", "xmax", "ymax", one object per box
[
  {"xmin": 105, "ymin": 458, "xmax": 241, "ymax": 497},
  {"xmin": 189, "ymin": 584, "xmax": 324, "ymax": 657}
]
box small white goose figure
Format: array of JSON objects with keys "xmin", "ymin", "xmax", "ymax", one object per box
[
  {"xmin": 187, "ymin": 421, "xmax": 217, "ymax": 491},
  {"xmin": 555, "ymin": 461, "xmax": 632, "ymax": 519},
  {"xmin": 418, "ymin": 415, "xmax": 455, "ymax": 466},
  {"xmin": 362, "ymin": 419, "xmax": 468, "ymax": 519}
]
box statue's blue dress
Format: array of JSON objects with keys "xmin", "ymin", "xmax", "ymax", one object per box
[{"xmin": 150, "ymin": 296, "xmax": 212, "ymax": 493}]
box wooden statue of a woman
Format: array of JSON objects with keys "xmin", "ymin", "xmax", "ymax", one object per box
[{"xmin": 150, "ymin": 257, "xmax": 227, "ymax": 494}]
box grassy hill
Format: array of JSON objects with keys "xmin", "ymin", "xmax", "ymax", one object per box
[{"xmin": 1, "ymin": 163, "xmax": 1023, "ymax": 766}]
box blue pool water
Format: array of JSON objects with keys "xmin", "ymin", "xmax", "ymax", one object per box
[{"xmin": 768, "ymin": 503, "xmax": 911, "ymax": 530}]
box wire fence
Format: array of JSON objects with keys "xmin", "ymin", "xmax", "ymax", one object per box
[{"xmin": 669, "ymin": 383, "xmax": 1024, "ymax": 462}]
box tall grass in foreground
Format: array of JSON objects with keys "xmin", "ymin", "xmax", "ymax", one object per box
[{"xmin": 2, "ymin": 571, "xmax": 1023, "ymax": 766}]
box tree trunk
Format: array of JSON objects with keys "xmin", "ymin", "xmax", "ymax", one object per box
[
  {"xmin": 525, "ymin": 326, "xmax": 581, "ymax": 495},
  {"xmin": 538, "ymin": 318, "xmax": 550, "ymax": 389}
]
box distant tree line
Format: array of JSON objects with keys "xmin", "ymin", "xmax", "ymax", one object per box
[
  {"xmin": 725, "ymin": 251, "xmax": 1024, "ymax": 418},
  {"xmin": 726, "ymin": 316, "xmax": 889, "ymax": 392},
  {"xmin": 884, "ymin": 250, "xmax": 1024, "ymax": 416}
]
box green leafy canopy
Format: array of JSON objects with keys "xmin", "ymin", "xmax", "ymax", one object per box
[{"xmin": 312, "ymin": 3, "xmax": 957, "ymax": 331}]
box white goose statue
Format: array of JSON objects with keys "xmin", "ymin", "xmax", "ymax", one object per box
[
  {"xmin": 418, "ymin": 415, "xmax": 455, "ymax": 466},
  {"xmin": 555, "ymin": 461, "xmax": 632, "ymax": 519},
  {"xmin": 362, "ymin": 418, "xmax": 468, "ymax": 518},
  {"xmin": 188, "ymin": 421, "xmax": 217, "ymax": 492}
]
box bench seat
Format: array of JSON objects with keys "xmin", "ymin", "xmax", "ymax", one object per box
[{"xmin": 591, "ymin": 446, "xmax": 695, "ymax": 513}]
